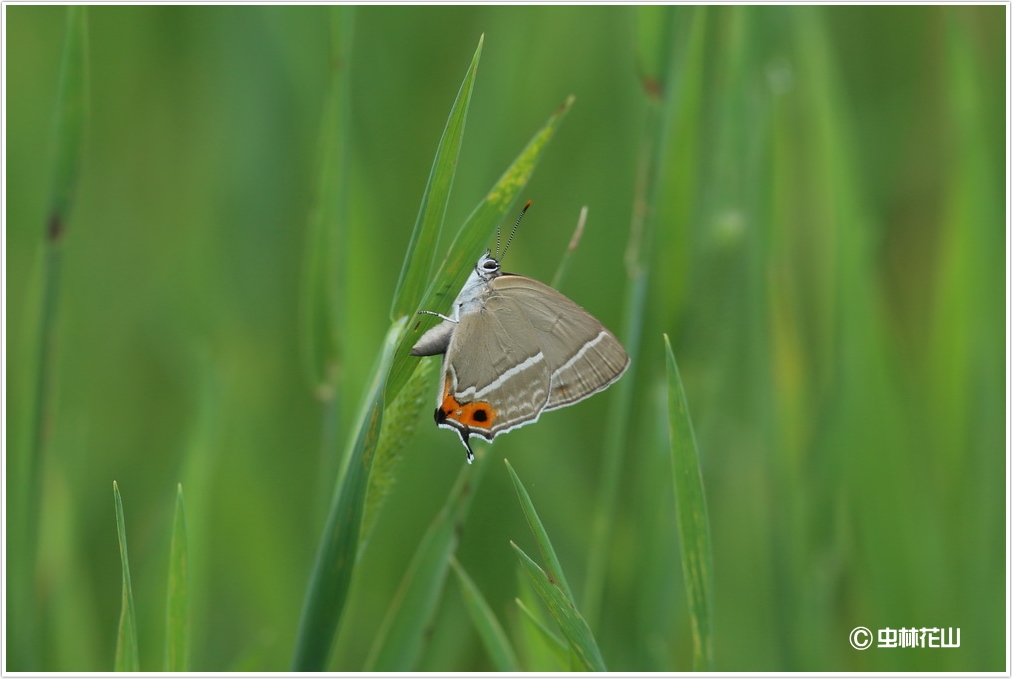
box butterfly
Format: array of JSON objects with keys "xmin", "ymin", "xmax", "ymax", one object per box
[{"xmin": 411, "ymin": 202, "xmax": 629, "ymax": 462}]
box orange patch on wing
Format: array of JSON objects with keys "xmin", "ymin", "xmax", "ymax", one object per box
[{"xmin": 439, "ymin": 376, "xmax": 498, "ymax": 429}]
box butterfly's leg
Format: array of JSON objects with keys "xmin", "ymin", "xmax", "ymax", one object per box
[{"xmin": 417, "ymin": 309, "xmax": 458, "ymax": 323}]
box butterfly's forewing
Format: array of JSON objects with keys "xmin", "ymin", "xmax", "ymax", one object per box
[{"xmin": 490, "ymin": 275, "xmax": 630, "ymax": 410}]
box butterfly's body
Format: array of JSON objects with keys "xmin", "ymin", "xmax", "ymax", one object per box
[{"xmin": 411, "ymin": 249, "xmax": 629, "ymax": 463}]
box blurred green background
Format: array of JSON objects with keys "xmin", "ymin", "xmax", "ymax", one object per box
[{"xmin": 5, "ymin": 4, "xmax": 1005, "ymax": 672}]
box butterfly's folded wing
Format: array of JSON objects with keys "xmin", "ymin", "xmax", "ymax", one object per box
[
  {"xmin": 491, "ymin": 275, "xmax": 629, "ymax": 410},
  {"xmin": 441, "ymin": 295, "xmax": 552, "ymax": 440}
]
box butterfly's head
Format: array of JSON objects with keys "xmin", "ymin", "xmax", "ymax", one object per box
[{"xmin": 475, "ymin": 251, "xmax": 502, "ymax": 280}]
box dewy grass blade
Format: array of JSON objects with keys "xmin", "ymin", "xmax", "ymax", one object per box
[
  {"xmin": 505, "ymin": 459, "xmax": 574, "ymax": 601},
  {"xmin": 164, "ymin": 484, "xmax": 190, "ymax": 672},
  {"xmin": 385, "ymin": 95, "xmax": 575, "ymax": 403},
  {"xmin": 113, "ymin": 482, "xmax": 139, "ymax": 672},
  {"xmin": 450, "ymin": 556, "xmax": 520, "ymax": 672},
  {"xmin": 391, "ymin": 35, "xmax": 484, "ymax": 320},
  {"xmin": 291, "ymin": 319, "xmax": 404, "ymax": 671},
  {"xmin": 664, "ymin": 335, "xmax": 714, "ymax": 671},
  {"xmin": 511, "ymin": 542, "xmax": 606, "ymax": 672},
  {"xmin": 363, "ymin": 456, "xmax": 489, "ymax": 671}
]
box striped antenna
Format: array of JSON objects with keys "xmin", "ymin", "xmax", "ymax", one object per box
[{"xmin": 498, "ymin": 200, "xmax": 532, "ymax": 263}]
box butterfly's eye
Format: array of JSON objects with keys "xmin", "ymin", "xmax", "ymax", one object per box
[{"xmin": 482, "ymin": 260, "xmax": 498, "ymax": 271}]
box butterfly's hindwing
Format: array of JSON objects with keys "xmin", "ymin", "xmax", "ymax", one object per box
[{"xmin": 489, "ymin": 275, "xmax": 630, "ymax": 409}]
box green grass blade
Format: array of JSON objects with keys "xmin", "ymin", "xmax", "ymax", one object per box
[
  {"xmin": 12, "ymin": 9, "xmax": 88, "ymax": 669},
  {"xmin": 926, "ymin": 14, "xmax": 1005, "ymax": 658},
  {"xmin": 291, "ymin": 318, "xmax": 404, "ymax": 671},
  {"xmin": 450, "ymin": 556, "xmax": 520, "ymax": 672},
  {"xmin": 650, "ymin": 6, "xmax": 707, "ymax": 320},
  {"xmin": 163, "ymin": 484, "xmax": 190, "ymax": 672},
  {"xmin": 385, "ymin": 95, "xmax": 575, "ymax": 402},
  {"xmin": 634, "ymin": 5, "xmax": 673, "ymax": 89},
  {"xmin": 511, "ymin": 542, "xmax": 606, "ymax": 672},
  {"xmin": 664, "ymin": 334, "xmax": 714, "ymax": 671},
  {"xmin": 515, "ymin": 595, "xmax": 568, "ymax": 669},
  {"xmin": 298, "ymin": 7, "xmax": 355, "ymax": 524},
  {"xmin": 390, "ymin": 34, "xmax": 484, "ymax": 320},
  {"xmin": 504, "ymin": 459, "xmax": 573, "ymax": 601},
  {"xmin": 299, "ymin": 6, "xmax": 354, "ymax": 391},
  {"xmin": 47, "ymin": 5, "xmax": 89, "ymax": 234},
  {"xmin": 509, "ymin": 462, "xmax": 603, "ymax": 670},
  {"xmin": 363, "ymin": 457, "xmax": 489, "ymax": 671},
  {"xmin": 361, "ymin": 355, "xmax": 436, "ymax": 549},
  {"xmin": 583, "ymin": 6, "xmax": 706, "ymax": 628},
  {"xmin": 112, "ymin": 482, "xmax": 139, "ymax": 672},
  {"xmin": 548, "ymin": 205, "xmax": 587, "ymax": 290}
]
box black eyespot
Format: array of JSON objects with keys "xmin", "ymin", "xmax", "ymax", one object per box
[
  {"xmin": 473, "ymin": 409, "xmax": 487, "ymax": 422},
  {"xmin": 434, "ymin": 407, "xmax": 447, "ymax": 424}
]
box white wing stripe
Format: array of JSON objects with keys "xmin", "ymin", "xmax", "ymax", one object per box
[
  {"xmin": 469, "ymin": 351, "xmax": 546, "ymax": 400},
  {"xmin": 550, "ymin": 330, "xmax": 609, "ymax": 379}
]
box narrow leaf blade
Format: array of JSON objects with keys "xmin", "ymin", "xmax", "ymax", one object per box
[
  {"xmin": 364, "ymin": 457, "xmax": 488, "ymax": 671},
  {"xmin": 291, "ymin": 319, "xmax": 404, "ymax": 671},
  {"xmin": 12, "ymin": 10, "xmax": 89, "ymax": 667},
  {"xmin": 450, "ymin": 557, "xmax": 520, "ymax": 672},
  {"xmin": 390, "ymin": 35, "xmax": 484, "ymax": 319},
  {"xmin": 511, "ymin": 542, "xmax": 606, "ymax": 672},
  {"xmin": 113, "ymin": 482, "xmax": 139, "ymax": 672},
  {"xmin": 515, "ymin": 595, "xmax": 568, "ymax": 669},
  {"xmin": 164, "ymin": 484, "xmax": 190, "ymax": 672},
  {"xmin": 583, "ymin": 6, "xmax": 707, "ymax": 628},
  {"xmin": 505, "ymin": 459, "xmax": 573, "ymax": 601},
  {"xmin": 47, "ymin": 4, "xmax": 88, "ymax": 234},
  {"xmin": 386, "ymin": 95, "xmax": 575, "ymax": 402},
  {"xmin": 299, "ymin": 6, "xmax": 355, "ymax": 389},
  {"xmin": 664, "ymin": 334, "xmax": 714, "ymax": 671},
  {"xmin": 549, "ymin": 205, "xmax": 588, "ymax": 290}
]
